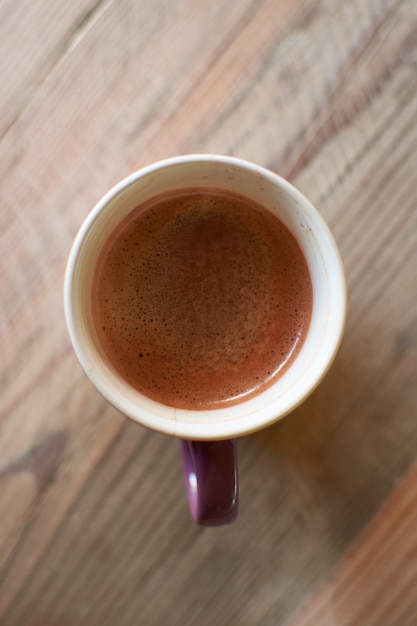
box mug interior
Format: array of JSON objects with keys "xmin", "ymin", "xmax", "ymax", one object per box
[{"xmin": 65, "ymin": 155, "xmax": 346, "ymax": 439}]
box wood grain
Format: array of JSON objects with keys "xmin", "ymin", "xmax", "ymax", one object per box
[
  {"xmin": 1, "ymin": 0, "xmax": 417, "ymax": 624},
  {"xmin": 285, "ymin": 463, "xmax": 417, "ymax": 626}
]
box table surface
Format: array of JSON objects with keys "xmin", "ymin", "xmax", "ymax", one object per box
[{"xmin": 1, "ymin": 1, "xmax": 417, "ymax": 624}]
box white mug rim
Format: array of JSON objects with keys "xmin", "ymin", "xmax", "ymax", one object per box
[{"xmin": 64, "ymin": 154, "xmax": 347, "ymax": 440}]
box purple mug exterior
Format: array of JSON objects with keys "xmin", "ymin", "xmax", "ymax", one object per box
[
  {"xmin": 181, "ymin": 440, "xmax": 238, "ymax": 526},
  {"xmin": 64, "ymin": 155, "xmax": 346, "ymax": 526}
]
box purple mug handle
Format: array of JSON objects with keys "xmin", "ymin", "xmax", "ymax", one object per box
[{"xmin": 181, "ymin": 439, "xmax": 238, "ymax": 526}]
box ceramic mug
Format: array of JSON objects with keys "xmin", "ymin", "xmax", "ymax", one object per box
[{"xmin": 64, "ymin": 155, "xmax": 346, "ymax": 526}]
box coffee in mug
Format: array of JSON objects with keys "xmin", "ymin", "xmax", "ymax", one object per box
[{"xmin": 91, "ymin": 188, "xmax": 313, "ymax": 410}]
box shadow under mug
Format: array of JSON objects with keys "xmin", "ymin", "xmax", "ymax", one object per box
[{"xmin": 64, "ymin": 155, "xmax": 346, "ymax": 526}]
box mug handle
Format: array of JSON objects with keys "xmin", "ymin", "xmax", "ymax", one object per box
[{"xmin": 181, "ymin": 439, "xmax": 238, "ymax": 526}]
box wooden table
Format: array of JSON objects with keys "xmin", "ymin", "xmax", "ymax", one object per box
[{"xmin": 1, "ymin": 1, "xmax": 417, "ymax": 624}]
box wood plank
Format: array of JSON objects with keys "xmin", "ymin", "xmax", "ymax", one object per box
[
  {"xmin": 0, "ymin": 0, "xmax": 103, "ymax": 136},
  {"xmin": 284, "ymin": 463, "xmax": 417, "ymax": 626}
]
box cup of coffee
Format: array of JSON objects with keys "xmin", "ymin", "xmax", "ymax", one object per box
[{"xmin": 64, "ymin": 155, "xmax": 346, "ymax": 526}]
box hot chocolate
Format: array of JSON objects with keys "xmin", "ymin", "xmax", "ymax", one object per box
[{"xmin": 92, "ymin": 188, "xmax": 312, "ymax": 409}]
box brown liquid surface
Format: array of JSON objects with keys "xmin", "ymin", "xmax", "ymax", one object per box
[{"xmin": 92, "ymin": 189, "xmax": 313, "ymax": 409}]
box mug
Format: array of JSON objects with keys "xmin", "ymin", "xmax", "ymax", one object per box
[{"xmin": 64, "ymin": 155, "xmax": 346, "ymax": 526}]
